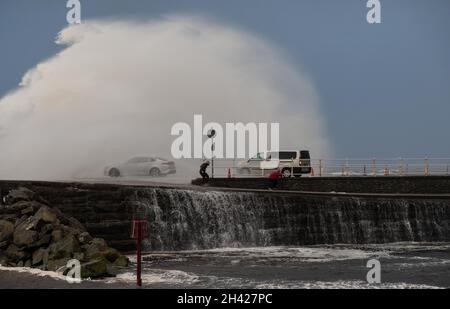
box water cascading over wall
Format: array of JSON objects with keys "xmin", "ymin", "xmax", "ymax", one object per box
[
  {"xmin": 129, "ymin": 188, "xmax": 450, "ymax": 251},
  {"xmin": 0, "ymin": 181, "xmax": 448, "ymax": 251}
]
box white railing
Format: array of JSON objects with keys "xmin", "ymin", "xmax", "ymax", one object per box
[{"xmin": 201, "ymin": 157, "xmax": 450, "ymax": 178}]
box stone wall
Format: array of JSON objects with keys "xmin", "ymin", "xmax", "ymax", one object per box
[{"xmin": 192, "ymin": 176, "xmax": 450, "ymax": 194}]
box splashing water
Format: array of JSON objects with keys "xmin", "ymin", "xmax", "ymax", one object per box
[{"xmin": 0, "ymin": 16, "xmax": 329, "ymax": 180}]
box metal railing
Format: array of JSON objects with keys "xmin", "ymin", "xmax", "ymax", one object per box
[{"xmin": 202, "ymin": 157, "xmax": 450, "ymax": 178}]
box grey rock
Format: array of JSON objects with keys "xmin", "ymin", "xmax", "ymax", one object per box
[
  {"xmin": 32, "ymin": 248, "xmax": 47, "ymax": 265},
  {"xmin": 33, "ymin": 206, "xmax": 58, "ymax": 224},
  {"xmin": 47, "ymin": 257, "xmax": 70, "ymax": 272},
  {"xmin": 4, "ymin": 187, "xmax": 49, "ymax": 206},
  {"xmin": 0, "ymin": 241, "xmax": 8, "ymax": 249},
  {"xmin": 73, "ymin": 252, "xmax": 85, "ymax": 262},
  {"xmin": 35, "ymin": 234, "xmax": 52, "ymax": 247},
  {"xmin": 78, "ymin": 232, "xmax": 93, "ymax": 244},
  {"xmin": 41, "ymin": 223, "xmax": 57, "ymax": 235},
  {"xmin": 82, "ymin": 238, "xmax": 108, "ymax": 259},
  {"xmin": 13, "ymin": 223, "xmax": 38, "ymax": 247},
  {"xmin": 48, "ymin": 234, "xmax": 79, "ymax": 260},
  {"xmin": 113, "ymin": 255, "xmax": 129, "ymax": 267},
  {"xmin": 6, "ymin": 244, "xmax": 28, "ymax": 262},
  {"xmin": 51, "ymin": 229, "xmax": 63, "ymax": 242},
  {"xmin": 0, "ymin": 220, "xmax": 14, "ymax": 242},
  {"xmin": 20, "ymin": 207, "xmax": 35, "ymax": 216},
  {"xmin": 80, "ymin": 259, "xmax": 108, "ymax": 279},
  {"xmin": 4, "ymin": 187, "xmax": 36, "ymax": 205}
]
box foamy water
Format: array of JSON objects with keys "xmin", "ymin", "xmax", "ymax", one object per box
[{"xmin": 2, "ymin": 244, "xmax": 449, "ymax": 289}]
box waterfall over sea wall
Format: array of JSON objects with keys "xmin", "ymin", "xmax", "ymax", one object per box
[
  {"xmin": 1, "ymin": 181, "xmax": 449, "ymax": 252},
  {"xmin": 130, "ymin": 188, "xmax": 450, "ymax": 251}
]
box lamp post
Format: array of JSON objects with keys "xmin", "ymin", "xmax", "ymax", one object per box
[{"xmin": 207, "ymin": 128, "xmax": 216, "ymax": 178}]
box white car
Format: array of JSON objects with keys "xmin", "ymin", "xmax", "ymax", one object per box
[{"xmin": 104, "ymin": 156, "xmax": 176, "ymax": 177}]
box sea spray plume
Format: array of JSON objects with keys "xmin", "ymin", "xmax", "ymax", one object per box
[{"xmin": 0, "ymin": 16, "xmax": 329, "ymax": 180}]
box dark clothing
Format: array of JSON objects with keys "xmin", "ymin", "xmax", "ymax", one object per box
[
  {"xmin": 269, "ymin": 179, "xmax": 278, "ymax": 189},
  {"xmin": 200, "ymin": 170, "xmax": 209, "ymax": 179},
  {"xmin": 199, "ymin": 162, "xmax": 210, "ymax": 180}
]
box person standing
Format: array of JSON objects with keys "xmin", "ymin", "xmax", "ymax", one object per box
[{"xmin": 199, "ymin": 160, "xmax": 210, "ymax": 181}]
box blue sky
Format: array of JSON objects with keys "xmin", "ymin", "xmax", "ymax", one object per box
[{"xmin": 1, "ymin": 0, "xmax": 449, "ymax": 157}]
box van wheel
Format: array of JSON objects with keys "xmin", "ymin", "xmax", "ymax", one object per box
[{"xmin": 282, "ymin": 168, "xmax": 292, "ymax": 178}]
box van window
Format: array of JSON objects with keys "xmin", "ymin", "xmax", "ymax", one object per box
[
  {"xmin": 300, "ymin": 151, "xmax": 310, "ymax": 159},
  {"xmin": 267, "ymin": 152, "xmax": 296, "ymax": 160},
  {"xmin": 279, "ymin": 152, "xmax": 297, "ymax": 160},
  {"xmin": 250, "ymin": 153, "xmax": 265, "ymax": 160}
]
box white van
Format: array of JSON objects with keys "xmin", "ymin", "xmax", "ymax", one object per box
[{"xmin": 237, "ymin": 150, "xmax": 311, "ymax": 177}]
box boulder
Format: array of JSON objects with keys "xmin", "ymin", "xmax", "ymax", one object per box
[
  {"xmin": 0, "ymin": 188, "xmax": 128, "ymax": 278},
  {"xmin": 20, "ymin": 206, "xmax": 35, "ymax": 216},
  {"xmin": 78, "ymin": 232, "xmax": 93, "ymax": 244},
  {"xmin": 51, "ymin": 229, "xmax": 63, "ymax": 242},
  {"xmin": 32, "ymin": 248, "xmax": 47, "ymax": 265},
  {"xmin": 35, "ymin": 234, "xmax": 52, "ymax": 247},
  {"xmin": 47, "ymin": 257, "xmax": 71, "ymax": 272},
  {"xmin": 40, "ymin": 223, "xmax": 58, "ymax": 235},
  {"xmin": 0, "ymin": 220, "xmax": 14, "ymax": 242},
  {"xmin": 73, "ymin": 252, "xmax": 85, "ymax": 261},
  {"xmin": 113, "ymin": 255, "xmax": 129, "ymax": 267},
  {"xmin": 2, "ymin": 201, "xmax": 40, "ymax": 215},
  {"xmin": 13, "ymin": 224, "xmax": 38, "ymax": 247},
  {"xmin": 48, "ymin": 234, "xmax": 80, "ymax": 260},
  {"xmin": 80, "ymin": 259, "xmax": 108, "ymax": 279},
  {"xmin": 103, "ymin": 248, "xmax": 121, "ymax": 263},
  {"xmin": 14, "ymin": 215, "xmax": 28, "ymax": 229},
  {"xmin": 4, "ymin": 187, "xmax": 49, "ymax": 206},
  {"xmin": 6, "ymin": 244, "xmax": 28, "ymax": 262},
  {"xmin": 25, "ymin": 205, "xmax": 59, "ymax": 231},
  {"xmin": 82, "ymin": 238, "xmax": 108, "ymax": 259},
  {"xmin": 0, "ymin": 255, "xmax": 8, "ymax": 266},
  {"xmin": 0, "ymin": 241, "xmax": 8, "ymax": 249},
  {"xmin": 4, "ymin": 187, "xmax": 36, "ymax": 205},
  {"xmin": 33, "ymin": 206, "xmax": 58, "ymax": 224},
  {"xmin": 51, "ymin": 208, "xmax": 86, "ymax": 232}
]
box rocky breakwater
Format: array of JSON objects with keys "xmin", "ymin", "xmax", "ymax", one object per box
[{"xmin": 0, "ymin": 187, "xmax": 129, "ymax": 278}]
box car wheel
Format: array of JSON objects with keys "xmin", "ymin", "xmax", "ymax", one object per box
[
  {"xmin": 109, "ymin": 168, "xmax": 120, "ymax": 177},
  {"xmin": 282, "ymin": 168, "xmax": 292, "ymax": 178},
  {"xmin": 149, "ymin": 168, "xmax": 161, "ymax": 177}
]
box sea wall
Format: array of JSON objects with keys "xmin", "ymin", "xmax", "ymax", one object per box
[
  {"xmin": 192, "ymin": 176, "xmax": 450, "ymax": 194},
  {"xmin": 1, "ymin": 180, "xmax": 449, "ymax": 252}
]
